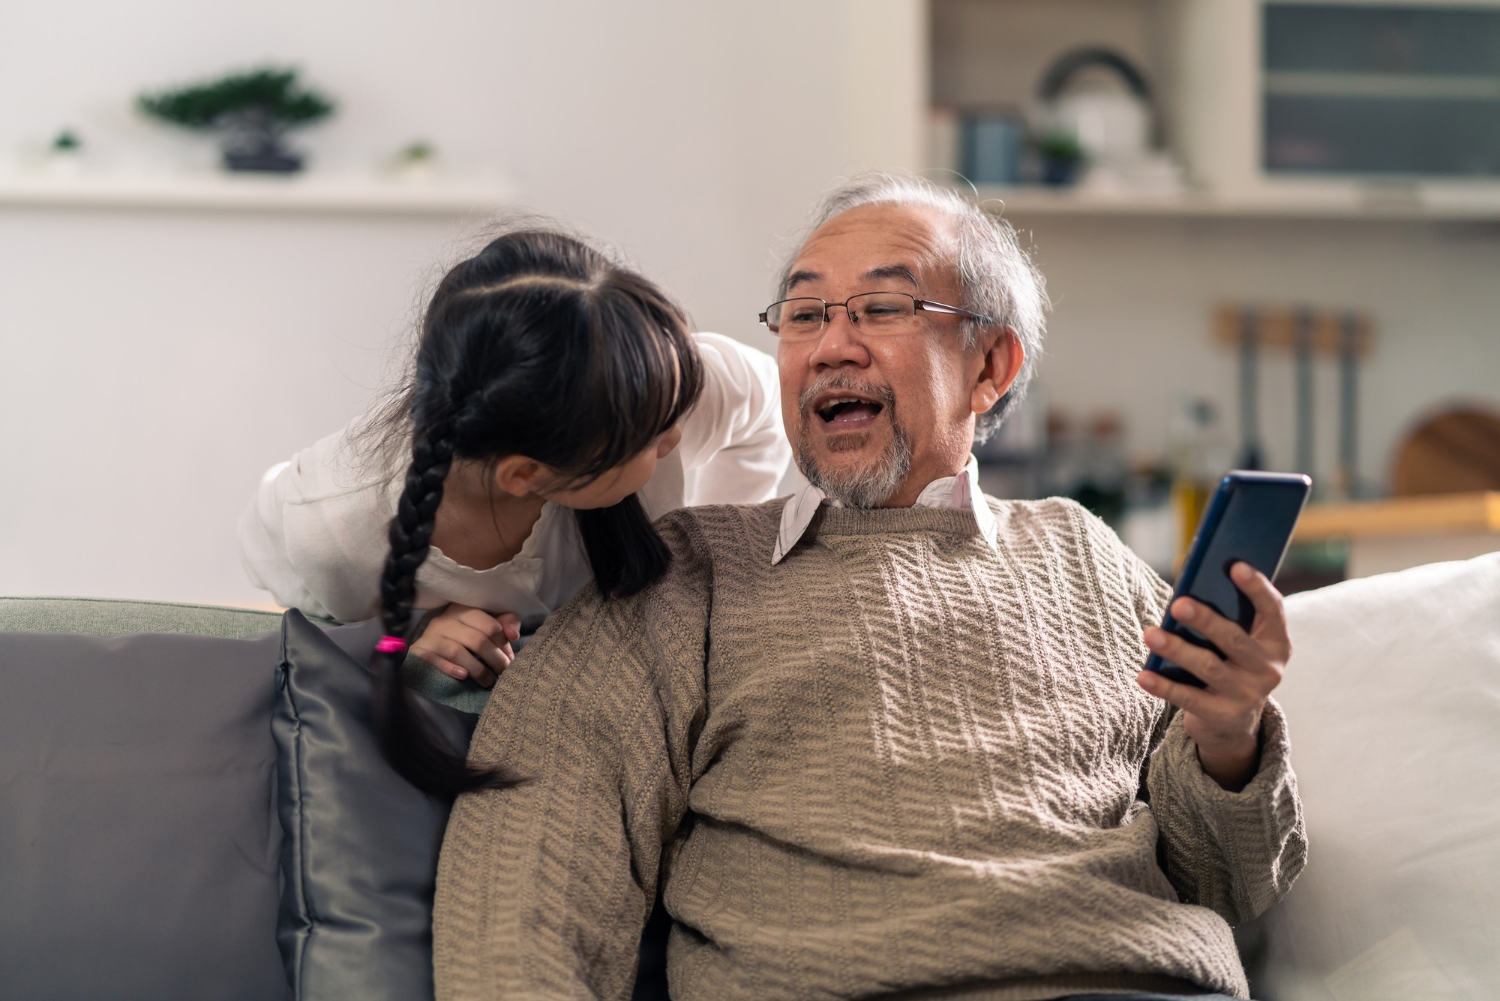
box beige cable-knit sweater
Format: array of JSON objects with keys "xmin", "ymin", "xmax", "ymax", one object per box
[{"xmin": 434, "ymin": 498, "xmax": 1305, "ymax": 1001}]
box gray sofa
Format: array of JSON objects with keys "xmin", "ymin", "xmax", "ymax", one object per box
[
  {"xmin": 3, "ymin": 550, "xmax": 1497, "ymax": 1001},
  {"xmin": 0, "ymin": 598, "xmax": 481, "ymax": 1001}
]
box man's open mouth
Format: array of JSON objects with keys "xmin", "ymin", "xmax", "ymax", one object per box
[{"xmin": 815, "ymin": 396, "xmax": 885, "ymax": 426}]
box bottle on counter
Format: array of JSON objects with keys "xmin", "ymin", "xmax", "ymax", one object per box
[{"xmin": 1167, "ymin": 398, "xmax": 1232, "ymax": 575}]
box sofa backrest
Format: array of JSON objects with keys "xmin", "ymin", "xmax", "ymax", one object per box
[
  {"xmin": 0, "ymin": 600, "xmax": 289, "ymax": 1000},
  {"xmin": 0, "ymin": 595, "xmax": 281, "ymax": 638},
  {"xmin": 1251, "ymin": 552, "xmax": 1500, "ymax": 1001}
]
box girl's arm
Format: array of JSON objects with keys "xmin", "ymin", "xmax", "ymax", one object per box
[{"xmin": 675, "ymin": 332, "xmax": 791, "ymax": 505}]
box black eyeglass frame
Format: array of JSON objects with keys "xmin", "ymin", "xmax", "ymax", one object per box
[{"xmin": 758, "ymin": 292, "xmax": 996, "ymax": 335}]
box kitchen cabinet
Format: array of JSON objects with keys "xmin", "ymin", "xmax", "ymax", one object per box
[{"xmin": 930, "ymin": 0, "xmax": 1500, "ymax": 219}]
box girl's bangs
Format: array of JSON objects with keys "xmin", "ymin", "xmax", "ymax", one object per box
[{"xmin": 568, "ymin": 294, "xmax": 703, "ymax": 484}]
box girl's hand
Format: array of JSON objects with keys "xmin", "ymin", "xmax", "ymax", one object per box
[
  {"xmin": 411, "ymin": 604, "xmax": 521, "ymax": 689},
  {"xmin": 1137, "ymin": 562, "xmax": 1291, "ymax": 792}
]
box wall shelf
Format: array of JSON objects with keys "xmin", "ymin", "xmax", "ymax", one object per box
[
  {"xmin": 0, "ymin": 168, "xmax": 517, "ymax": 216},
  {"xmin": 973, "ymin": 183, "xmax": 1500, "ymax": 222}
]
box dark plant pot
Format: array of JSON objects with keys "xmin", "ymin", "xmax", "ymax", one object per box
[
  {"xmin": 1041, "ymin": 156, "xmax": 1081, "ymax": 187},
  {"xmin": 220, "ymin": 122, "xmax": 303, "ymax": 173},
  {"xmin": 223, "ymin": 148, "xmax": 303, "ymax": 173}
]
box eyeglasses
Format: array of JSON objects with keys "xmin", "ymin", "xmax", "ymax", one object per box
[{"xmin": 758, "ymin": 292, "xmax": 994, "ymax": 340}]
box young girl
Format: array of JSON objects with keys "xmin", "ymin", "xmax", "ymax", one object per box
[{"xmin": 239, "ymin": 225, "xmax": 789, "ymax": 794}]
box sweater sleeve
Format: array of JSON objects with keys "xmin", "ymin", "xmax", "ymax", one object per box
[
  {"xmin": 676, "ymin": 332, "xmax": 791, "ymax": 505},
  {"xmin": 1147, "ymin": 699, "xmax": 1307, "ymax": 925},
  {"xmin": 1084, "ymin": 504, "xmax": 1307, "ymax": 926},
  {"xmin": 433, "ymin": 512, "xmax": 713, "ymax": 1001}
]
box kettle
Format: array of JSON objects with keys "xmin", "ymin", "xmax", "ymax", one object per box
[{"xmin": 1039, "ymin": 47, "xmax": 1155, "ymax": 168}]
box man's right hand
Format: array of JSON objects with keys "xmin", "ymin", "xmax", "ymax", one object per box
[{"xmin": 410, "ymin": 604, "xmax": 520, "ymax": 688}]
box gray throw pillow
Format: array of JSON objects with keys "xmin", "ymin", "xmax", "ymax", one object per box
[
  {"xmin": 274, "ymin": 611, "xmax": 478, "ymax": 1001},
  {"xmin": 0, "ymin": 627, "xmax": 289, "ymax": 1001}
]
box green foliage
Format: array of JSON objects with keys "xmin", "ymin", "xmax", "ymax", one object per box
[
  {"xmin": 137, "ymin": 67, "xmax": 334, "ymax": 132},
  {"xmin": 1034, "ymin": 130, "xmax": 1084, "ymax": 163},
  {"xmin": 398, "ymin": 140, "xmax": 436, "ymax": 162},
  {"xmin": 51, "ymin": 129, "xmax": 82, "ymax": 151}
]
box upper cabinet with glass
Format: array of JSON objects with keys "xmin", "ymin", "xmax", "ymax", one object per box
[
  {"xmin": 1168, "ymin": 0, "xmax": 1500, "ymax": 211},
  {"xmin": 1263, "ymin": 3, "xmax": 1500, "ymax": 177}
]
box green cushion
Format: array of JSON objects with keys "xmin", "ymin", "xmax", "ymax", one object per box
[{"xmin": 0, "ymin": 597, "xmax": 281, "ymax": 639}]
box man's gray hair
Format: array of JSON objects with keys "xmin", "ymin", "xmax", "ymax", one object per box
[{"xmin": 777, "ymin": 172, "xmax": 1048, "ymax": 442}]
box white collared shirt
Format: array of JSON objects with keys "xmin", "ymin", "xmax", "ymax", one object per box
[{"xmin": 771, "ymin": 455, "xmax": 998, "ymax": 564}]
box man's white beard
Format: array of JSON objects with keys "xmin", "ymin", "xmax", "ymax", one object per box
[{"xmin": 795, "ymin": 377, "xmax": 913, "ymax": 509}]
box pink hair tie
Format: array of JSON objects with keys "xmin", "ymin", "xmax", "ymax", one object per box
[{"xmin": 375, "ymin": 635, "xmax": 408, "ymax": 654}]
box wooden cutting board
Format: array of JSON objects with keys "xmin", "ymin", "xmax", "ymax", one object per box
[{"xmin": 1391, "ymin": 407, "xmax": 1500, "ymax": 496}]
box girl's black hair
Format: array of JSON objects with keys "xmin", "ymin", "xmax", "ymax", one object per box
[{"xmin": 369, "ymin": 226, "xmax": 704, "ymax": 799}]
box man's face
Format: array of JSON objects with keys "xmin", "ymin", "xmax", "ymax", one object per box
[{"xmin": 777, "ymin": 203, "xmax": 1009, "ymax": 508}]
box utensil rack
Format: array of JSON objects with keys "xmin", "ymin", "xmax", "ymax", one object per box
[{"xmin": 1212, "ymin": 302, "xmax": 1376, "ymax": 500}]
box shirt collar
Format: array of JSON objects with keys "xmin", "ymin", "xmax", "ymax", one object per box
[{"xmin": 771, "ymin": 455, "xmax": 996, "ymax": 564}]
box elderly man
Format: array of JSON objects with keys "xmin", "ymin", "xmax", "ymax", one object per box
[{"xmin": 433, "ymin": 173, "xmax": 1305, "ymax": 1001}]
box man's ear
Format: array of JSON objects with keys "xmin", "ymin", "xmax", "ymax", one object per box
[
  {"xmin": 492, "ymin": 455, "xmax": 544, "ymax": 497},
  {"xmin": 971, "ymin": 325, "xmax": 1025, "ymax": 416}
]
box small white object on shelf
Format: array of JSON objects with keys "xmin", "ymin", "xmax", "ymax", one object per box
[{"xmin": 0, "ymin": 166, "xmax": 516, "ymax": 216}]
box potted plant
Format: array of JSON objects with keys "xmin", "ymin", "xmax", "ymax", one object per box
[
  {"xmin": 392, "ymin": 140, "xmax": 438, "ymax": 181},
  {"xmin": 46, "ymin": 129, "xmax": 85, "ymax": 174},
  {"xmin": 1033, "ymin": 130, "xmax": 1085, "ymax": 187},
  {"xmin": 137, "ymin": 66, "xmax": 335, "ymax": 173}
]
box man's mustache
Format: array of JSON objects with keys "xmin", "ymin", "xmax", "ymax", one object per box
[{"xmin": 797, "ymin": 374, "xmax": 896, "ymax": 415}]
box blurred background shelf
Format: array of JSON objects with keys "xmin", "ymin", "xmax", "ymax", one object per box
[
  {"xmin": 1296, "ymin": 491, "xmax": 1500, "ymax": 542},
  {"xmin": 973, "ymin": 184, "xmax": 1500, "ymax": 221},
  {"xmin": 0, "ymin": 170, "xmax": 517, "ymax": 216},
  {"xmin": 1293, "ymin": 491, "xmax": 1500, "ymax": 578}
]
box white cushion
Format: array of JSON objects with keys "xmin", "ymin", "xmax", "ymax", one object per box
[{"xmin": 1258, "ymin": 552, "xmax": 1500, "ymax": 1001}]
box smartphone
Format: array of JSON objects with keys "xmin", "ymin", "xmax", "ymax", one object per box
[{"xmin": 1143, "ymin": 471, "xmax": 1312, "ymax": 688}]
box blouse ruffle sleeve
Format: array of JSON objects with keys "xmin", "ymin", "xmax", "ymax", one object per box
[{"xmin": 675, "ymin": 332, "xmax": 791, "ymax": 506}]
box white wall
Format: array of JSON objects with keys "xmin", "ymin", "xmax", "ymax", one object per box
[
  {"xmin": 0, "ymin": 0, "xmax": 923, "ymax": 605},
  {"xmin": 6, "ymin": 0, "xmax": 1496, "ymax": 606}
]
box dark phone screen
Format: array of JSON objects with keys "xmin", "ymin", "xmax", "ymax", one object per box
[
  {"xmin": 1151, "ymin": 475, "xmax": 1310, "ymax": 684},
  {"xmin": 1182, "ymin": 481, "xmax": 1308, "ymax": 632}
]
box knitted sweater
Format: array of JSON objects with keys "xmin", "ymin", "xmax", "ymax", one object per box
[{"xmin": 434, "ymin": 498, "xmax": 1306, "ymax": 1000}]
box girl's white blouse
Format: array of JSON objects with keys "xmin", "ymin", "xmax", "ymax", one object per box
[{"xmin": 238, "ymin": 332, "xmax": 789, "ymax": 622}]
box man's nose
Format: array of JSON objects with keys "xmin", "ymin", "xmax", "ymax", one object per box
[{"xmin": 807, "ymin": 306, "xmax": 869, "ymax": 369}]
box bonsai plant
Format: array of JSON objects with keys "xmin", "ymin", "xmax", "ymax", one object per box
[{"xmin": 137, "ymin": 66, "xmax": 335, "ymax": 173}]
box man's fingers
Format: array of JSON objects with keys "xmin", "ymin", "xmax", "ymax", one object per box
[
  {"xmin": 1143, "ymin": 627, "xmax": 1234, "ymax": 689},
  {"xmin": 1136, "ymin": 669, "xmax": 1208, "ymax": 716},
  {"xmin": 1231, "ymin": 562, "xmax": 1290, "ymax": 653},
  {"xmin": 1168, "ymin": 597, "xmax": 1261, "ymax": 671}
]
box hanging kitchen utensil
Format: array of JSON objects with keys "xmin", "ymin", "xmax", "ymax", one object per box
[
  {"xmin": 1295, "ymin": 307, "xmax": 1315, "ymax": 481},
  {"xmin": 1335, "ymin": 311, "xmax": 1361, "ymax": 499},
  {"xmin": 1211, "ymin": 302, "xmax": 1374, "ymax": 485},
  {"xmin": 1237, "ymin": 306, "xmax": 1265, "ymax": 471}
]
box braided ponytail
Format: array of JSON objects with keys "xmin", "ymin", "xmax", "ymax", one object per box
[{"xmin": 373, "ymin": 420, "xmax": 514, "ymax": 797}]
